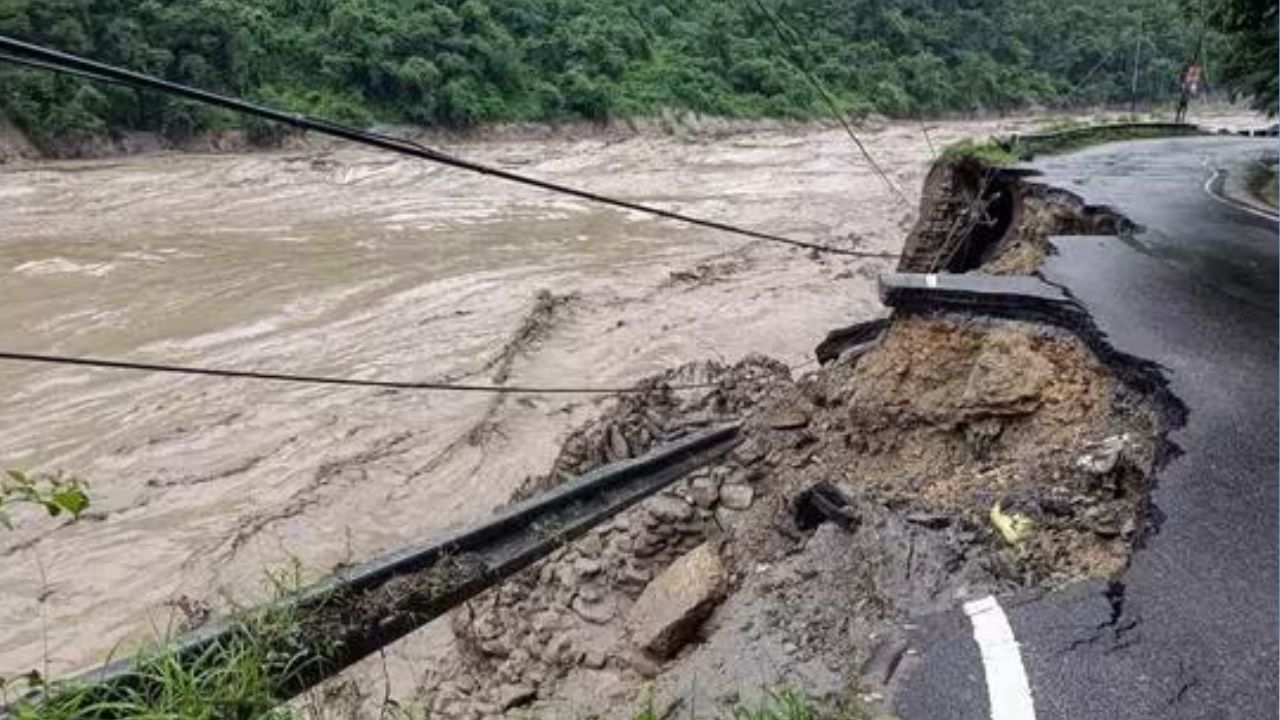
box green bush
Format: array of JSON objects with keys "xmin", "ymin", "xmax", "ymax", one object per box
[{"xmin": 0, "ymin": 0, "xmax": 1223, "ymax": 150}]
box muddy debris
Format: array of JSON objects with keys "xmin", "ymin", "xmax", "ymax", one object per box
[
  {"xmin": 664, "ymin": 259, "xmax": 750, "ymax": 288},
  {"xmin": 464, "ymin": 289, "xmax": 580, "ymax": 447},
  {"xmin": 482, "ymin": 289, "xmax": 580, "ymax": 385},
  {"xmin": 303, "ymin": 553, "xmax": 489, "ymax": 647}
]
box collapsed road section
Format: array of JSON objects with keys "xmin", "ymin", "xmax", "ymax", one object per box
[
  {"xmin": 893, "ymin": 134, "xmax": 1278, "ymax": 720},
  {"xmin": 385, "ymin": 155, "xmax": 1188, "ymax": 718}
]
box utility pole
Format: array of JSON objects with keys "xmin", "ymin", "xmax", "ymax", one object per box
[{"xmin": 1130, "ymin": 32, "xmax": 1142, "ymax": 114}]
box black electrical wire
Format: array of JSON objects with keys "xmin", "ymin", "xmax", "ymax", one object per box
[
  {"xmin": 745, "ymin": 0, "xmax": 911, "ymax": 206},
  {"xmin": 1060, "ymin": 47, "xmax": 1121, "ymax": 104},
  {"xmin": 0, "ymin": 50, "xmax": 117, "ymax": 84},
  {"xmin": 0, "ymin": 351, "xmax": 722, "ymax": 395},
  {"xmin": 917, "ymin": 113, "xmax": 937, "ymax": 159},
  {"xmin": 0, "ymin": 35, "xmax": 899, "ymax": 260}
]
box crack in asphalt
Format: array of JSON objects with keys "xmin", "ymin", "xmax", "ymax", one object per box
[
  {"xmin": 1060, "ymin": 580, "xmax": 1142, "ymax": 655},
  {"xmin": 1167, "ymin": 658, "xmax": 1201, "ymax": 705}
]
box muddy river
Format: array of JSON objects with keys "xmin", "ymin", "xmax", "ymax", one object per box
[{"xmin": 0, "ymin": 115, "xmax": 1123, "ymax": 678}]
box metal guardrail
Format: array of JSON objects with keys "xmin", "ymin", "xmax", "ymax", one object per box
[
  {"xmin": 996, "ymin": 121, "xmax": 1278, "ymax": 158},
  {"xmin": 879, "ymin": 272, "xmax": 1080, "ymax": 319},
  {"xmin": 998, "ymin": 121, "xmax": 1205, "ymax": 156},
  {"xmin": 11, "ymin": 422, "xmax": 741, "ymax": 716}
]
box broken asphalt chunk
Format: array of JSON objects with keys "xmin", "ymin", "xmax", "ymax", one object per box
[{"xmin": 794, "ymin": 481, "xmax": 860, "ymax": 532}]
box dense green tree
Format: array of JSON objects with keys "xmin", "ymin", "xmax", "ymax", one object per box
[
  {"xmin": 1196, "ymin": 0, "xmax": 1278, "ymax": 115},
  {"xmin": 0, "ymin": 0, "xmax": 1237, "ymax": 150}
]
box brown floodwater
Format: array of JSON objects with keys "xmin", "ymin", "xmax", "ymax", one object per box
[{"xmin": 0, "ymin": 115, "xmax": 1123, "ymax": 678}]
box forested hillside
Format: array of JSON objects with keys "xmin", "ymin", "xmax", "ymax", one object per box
[{"xmin": 0, "ymin": 0, "xmax": 1213, "ymax": 148}]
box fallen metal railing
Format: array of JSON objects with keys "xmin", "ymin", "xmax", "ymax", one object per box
[
  {"xmin": 879, "ymin": 271, "xmax": 1081, "ymax": 322},
  {"xmin": 11, "ymin": 422, "xmax": 740, "ymax": 716}
]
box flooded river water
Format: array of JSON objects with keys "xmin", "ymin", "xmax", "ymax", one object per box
[{"xmin": 0, "ymin": 116, "xmax": 1072, "ymax": 678}]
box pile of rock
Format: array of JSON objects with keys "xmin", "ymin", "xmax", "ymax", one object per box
[
  {"xmin": 423, "ymin": 464, "xmax": 764, "ymax": 715},
  {"xmin": 514, "ymin": 356, "xmax": 789, "ymax": 502}
]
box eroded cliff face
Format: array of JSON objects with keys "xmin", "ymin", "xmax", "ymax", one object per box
[{"xmin": 897, "ymin": 157, "xmax": 1135, "ymax": 276}]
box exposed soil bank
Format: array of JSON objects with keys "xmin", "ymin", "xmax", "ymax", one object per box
[
  {"xmin": 897, "ymin": 157, "xmax": 1137, "ymax": 276},
  {"xmin": 0, "ymin": 104, "xmax": 1262, "ymax": 163},
  {"xmin": 0, "ymin": 112, "xmax": 891, "ymax": 163}
]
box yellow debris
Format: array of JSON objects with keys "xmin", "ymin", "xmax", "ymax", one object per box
[{"xmin": 990, "ymin": 502, "xmax": 1034, "ymax": 547}]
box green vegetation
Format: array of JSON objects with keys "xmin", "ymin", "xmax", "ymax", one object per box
[
  {"xmin": 0, "ymin": 562, "xmax": 338, "ymax": 720},
  {"xmin": 1197, "ymin": 0, "xmax": 1278, "ymax": 115},
  {"xmin": 1013, "ymin": 121, "xmax": 1203, "ymax": 157},
  {"xmin": 0, "ymin": 0, "xmax": 1218, "ymax": 150},
  {"xmin": 944, "ymin": 119, "xmax": 1206, "ymax": 165},
  {"xmin": 8, "ymin": 645, "xmax": 872, "ymax": 720},
  {"xmin": 0, "ymin": 469, "xmax": 88, "ymax": 529},
  {"xmin": 3, "ymin": 608, "xmax": 306, "ymax": 719},
  {"xmin": 941, "ymin": 137, "xmax": 1023, "ymax": 166}
]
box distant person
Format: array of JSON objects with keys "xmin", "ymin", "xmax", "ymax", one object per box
[{"xmin": 1176, "ymin": 61, "xmax": 1203, "ymax": 123}]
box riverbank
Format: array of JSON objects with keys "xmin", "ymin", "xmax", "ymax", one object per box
[{"xmin": 1, "ymin": 103, "xmax": 1262, "ymax": 164}]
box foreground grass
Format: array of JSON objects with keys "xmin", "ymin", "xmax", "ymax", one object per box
[
  {"xmin": 2, "ymin": 563, "xmax": 320, "ymax": 720},
  {"xmin": 940, "ymin": 137, "xmax": 1023, "ymax": 166},
  {"xmin": 4, "ymin": 611, "xmax": 307, "ymax": 720}
]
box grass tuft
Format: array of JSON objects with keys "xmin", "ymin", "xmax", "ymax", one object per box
[
  {"xmin": 940, "ymin": 137, "xmax": 1023, "ymax": 166},
  {"xmin": 730, "ymin": 686, "xmax": 898, "ymax": 720},
  {"xmin": 3, "ymin": 575, "xmax": 314, "ymax": 720},
  {"xmin": 942, "ymin": 120, "xmax": 1205, "ymax": 168}
]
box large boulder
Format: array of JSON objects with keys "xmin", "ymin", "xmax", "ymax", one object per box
[{"xmin": 625, "ymin": 542, "xmax": 728, "ymax": 658}]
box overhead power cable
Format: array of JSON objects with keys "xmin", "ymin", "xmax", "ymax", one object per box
[
  {"xmin": 0, "ymin": 350, "xmax": 722, "ymax": 395},
  {"xmin": 0, "ymin": 49, "xmax": 116, "ymax": 84},
  {"xmin": 0, "ymin": 35, "xmax": 898, "ymax": 260},
  {"xmin": 1060, "ymin": 47, "xmax": 1121, "ymax": 103},
  {"xmin": 917, "ymin": 113, "xmax": 937, "ymax": 159},
  {"xmin": 745, "ymin": 0, "xmax": 911, "ymax": 206}
]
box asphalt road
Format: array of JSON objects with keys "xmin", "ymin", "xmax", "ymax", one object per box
[{"xmin": 892, "ymin": 136, "xmax": 1278, "ymax": 720}]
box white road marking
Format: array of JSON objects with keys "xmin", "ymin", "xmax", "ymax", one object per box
[
  {"xmin": 964, "ymin": 596, "xmax": 1038, "ymax": 720},
  {"xmin": 925, "ymin": 273, "xmax": 938, "ymax": 288},
  {"xmin": 1203, "ymin": 168, "xmax": 1279, "ymax": 223}
]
